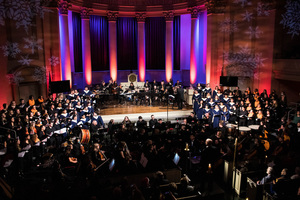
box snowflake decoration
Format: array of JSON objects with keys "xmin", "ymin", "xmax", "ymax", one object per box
[
  {"xmin": 233, "ymin": 0, "xmax": 252, "ymax": 8},
  {"xmin": 18, "ymin": 54, "xmax": 32, "ymax": 66},
  {"xmin": 280, "ymin": 0, "xmax": 300, "ymax": 38},
  {"xmin": 239, "ymin": 44, "xmax": 251, "ymax": 54},
  {"xmin": 24, "ymin": 36, "xmax": 43, "ymax": 54},
  {"xmin": 16, "ymin": 20, "xmax": 32, "ymax": 34},
  {"xmin": 245, "ymin": 26, "xmax": 263, "ymax": 39},
  {"xmin": 219, "ymin": 18, "xmax": 239, "ymax": 34},
  {"xmin": 0, "ymin": 0, "xmax": 52, "ymax": 33},
  {"xmin": 223, "ymin": 44, "xmax": 266, "ymax": 77},
  {"xmin": 254, "ymin": 53, "xmax": 267, "ymax": 67},
  {"xmin": 49, "ymin": 56, "xmax": 60, "ymax": 67},
  {"xmin": 257, "ymin": 2, "xmax": 270, "ymax": 17},
  {"xmin": 6, "ymin": 71, "xmax": 24, "ymax": 85},
  {"xmin": 32, "ymin": 66, "xmax": 47, "ymax": 84},
  {"xmin": 1, "ymin": 41, "xmax": 21, "ymax": 58},
  {"xmin": 253, "ymin": 71, "xmax": 259, "ymax": 80},
  {"xmin": 241, "ymin": 10, "xmax": 253, "ymax": 22}
]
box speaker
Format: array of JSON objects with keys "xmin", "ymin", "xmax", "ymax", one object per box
[
  {"xmin": 50, "ymin": 80, "xmax": 71, "ymax": 93},
  {"xmin": 220, "ymin": 76, "xmax": 238, "ymax": 87}
]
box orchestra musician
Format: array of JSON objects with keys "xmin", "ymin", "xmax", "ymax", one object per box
[
  {"xmin": 144, "ymin": 80, "xmax": 151, "ymax": 89},
  {"xmin": 89, "ymin": 143, "xmax": 107, "ymax": 173}
]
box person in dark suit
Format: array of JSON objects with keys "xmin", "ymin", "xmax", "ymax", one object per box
[
  {"xmin": 176, "ymin": 85, "xmax": 184, "ymax": 110},
  {"xmin": 149, "ymin": 114, "xmax": 157, "ymax": 129}
]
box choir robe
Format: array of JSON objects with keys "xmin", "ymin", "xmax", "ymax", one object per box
[
  {"xmin": 212, "ymin": 109, "xmax": 221, "ymax": 128},
  {"xmin": 82, "ymin": 89, "xmax": 92, "ymax": 97},
  {"xmin": 70, "ymin": 119, "xmax": 79, "ymax": 130},
  {"xmin": 208, "ymin": 101, "xmax": 215, "ymax": 108},
  {"xmin": 197, "ymin": 107, "xmax": 203, "ymax": 120},
  {"xmin": 60, "ymin": 112, "xmax": 69, "ymax": 120},
  {"xmin": 221, "ymin": 111, "xmax": 230, "ymax": 122},
  {"xmin": 91, "ymin": 115, "xmax": 104, "ymax": 128},
  {"xmin": 222, "ymin": 97, "xmax": 230, "ymax": 104}
]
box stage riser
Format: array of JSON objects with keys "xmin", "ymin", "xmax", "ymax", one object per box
[{"xmin": 101, "ymin": 110, "xmax": 192, "ymax": 123}]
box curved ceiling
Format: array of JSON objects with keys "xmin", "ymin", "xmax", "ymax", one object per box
[{"xmin": 69, "ymin": 0, "xmax": 206, "ymax": 16}]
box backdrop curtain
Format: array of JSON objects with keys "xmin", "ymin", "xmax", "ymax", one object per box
[
  {"xmin": 72, "ymin": 12, "xmax": 82, "ymax": 72},
  {"xmin": 90, "ymin": 15, "xmax": 109, "ymax": 71},
  {"xmin": 117, "ymin": 17, "xmax": 137, "ymax": 70},
  {"xmin": 145, "ymin": 17, "xmax": 166, "ymax": 70},
  {"xmin": 173, "ymin": 16, "xmax": 180, "ymax": 70}
]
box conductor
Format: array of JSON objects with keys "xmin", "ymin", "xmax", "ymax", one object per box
[{"xmin": 176, "ymin": 84, "xmax": 184, "ymax": 110}]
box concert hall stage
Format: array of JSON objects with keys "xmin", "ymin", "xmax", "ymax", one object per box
[{"xmin": 98, "ymin": 104, "xmax": 193, "ymax": 123}]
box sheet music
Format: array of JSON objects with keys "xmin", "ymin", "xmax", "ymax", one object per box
[
  {"xmin": 4, "ymin": 159, "xmax": 13, "ymax": 167},
  {"xmin": 41, "ymin": 138, "xmax": 48, "ymax": 143},
  {"xmin": 139, "ymin": 153, "xmax": 148, "ymax": 168},
  {"xmin": 22, "ymin": 144, "xmax": 31, "ymax": 151},
  {"xmin": 34, "ymin": 142, "xmax": 40, "ymax": 146},
  {"xmin": 54, "ymin": 127, "xmax": 67, "ymax": 134},
  {"xmin": 18, "ymin": 151, "xmax": 26, "ymax": 158},
  {"xmin": 0, "ymin": 148, "xmax": 6, "ymax": 155}
]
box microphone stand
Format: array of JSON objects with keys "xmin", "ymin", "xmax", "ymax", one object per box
[
  {"xmin": 166, "ymin": 90, "xmax": 169, "ymax": 122},
  {"xmin": 232, "ymin": 104, "xmax": 240, "ymax": 199}
]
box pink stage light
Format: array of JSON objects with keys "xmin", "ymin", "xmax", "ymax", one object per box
[{"xmin": 139, "ymin": 57, "xmax": 145, "ymax": 82}]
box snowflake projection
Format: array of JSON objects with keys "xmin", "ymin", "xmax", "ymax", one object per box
[
  {"xmin": 48, "ymin": 56, "xmax": 60, "ymax": 67},
  {"xmin": 253, "ymin": 71, "xmax": 259, "ymax": 80},
  {"xmin": 223, "ymin": 45, "xmax": 266, "ymax": 77},
  {"xmin": 280, "ymin": 0, "xmax": 300, "ymax": 37},
  {"xmin": 0, "ymin": 0, "xmax": 52, "ymax": 33},
  {"xmin": 241, "ymin": 10, "xmax": 253, "ymax": 22},
  {"xmin": 245, "ymin": 26, "xmax": 263, "ymax": 39},
  {"xmin": 233, "ymin": 0, "xmax": 252, "ymax": 8},
  {"xmin": 257, "ymin": 2, "xmax": 270, "ymax": 17},
  {"xmin": 18, "ymin": 54, "xmax": 32, "ymax": 66},
  {"xmin": 254, "ymin": 53, "xmax": 266, "ymax": 67},
  {"xmin": 1, "ymin": 41, "xmax": 21, "ymax": 58},
  {"xmin": 6, "ymin": 71, "xmax": 24, "ymax": 85},
  {"xmin": 32, "ymin": 66, "xmax": 47, "ymax": 84},
  {"xmin": 219, "ymin": 18, "xmax": 239, "ymax": 34},
  {"xmin": 24, "ymin": 36, "xmax": 43, "ymax": 54}
]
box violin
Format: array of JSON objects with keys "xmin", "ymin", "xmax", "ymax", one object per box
[
  {"xmin": 80, "ymin": 143, "xmax": 86, "ymax": 155},
  {"xmin": 78, "ymin": 139, "xmax": 86, "ymax": 155},
  {"xmin": 99, "ymin": 150, "xmax": 106, "ymax": 161}
]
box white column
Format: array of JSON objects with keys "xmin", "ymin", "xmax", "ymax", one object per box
[
  {"xmin": 189, "ymin": 7, "xmax": 200, "ymax": 85},
  {"xmin": 58, "ymin": 1, "xmax": 72, "ymax": 86},
  {"xmin": 136, "ymin": 13, "xmax": 146, "ymax": 82},
  {"xmin": 81, "ymin": 7, "xmax": 93, "ymax": 86},
  {"xmin": 164, "ymin": 11, "xmax": 174, "ymax": 83},
  {"xmin": 108, "ymin": 11, "xmax": 118, "ymax": 82}
]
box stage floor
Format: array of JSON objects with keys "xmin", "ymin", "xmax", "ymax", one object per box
[{"xmin": 98, "ymin": 104, "xmax": 193, "ymax": 123}]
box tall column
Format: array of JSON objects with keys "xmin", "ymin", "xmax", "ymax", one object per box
[
  {"xmin": 81, "ymin": 7, "xmax": 93, "ymax": 86},
  {"xmin": 164, "ymin": 11, "xmax": 174, "ymax": 83},
  {"xmin": 58, "ymin": 1, "xmax": 72, "ymax": 86},
  {"xmin": 188, "ymin": 7, "xmax": 200, "ymax": 85},
  {"xmin": 205, "ymin": 0, "xmax": 227, "ymax": 89},
  {"xmin": 136, "ymin": 13, "xmax": 146, "ymax": 82},
  {"xmin": 198, "ymin": 9, "xmax": 207, "ymax": 84},
  {"xmin": 108, "ymin": 11, "xmax": 118, "ymax": 82},
  {"xmin": 68, "ymin": 10, "xmax": 75, "ymax": 74}
]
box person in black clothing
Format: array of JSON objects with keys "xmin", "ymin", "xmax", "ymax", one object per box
[
  {"xmin": 201, "ymin": 138, "xmax": 220, "ymax": 171},
  {"xmin": 137, "ymin": 116, "xmax": 147, "ymax": 130},
  {"xmin": 149, "ymin": 115, "xmax": 157, "ymax": 129},
  {"xmin": 176, "ymin": 85, "xmax": 184, "ymax": 110},
  {"xmin": 129, "ymin": 82, "xmax": 135, "ymax": 91}
]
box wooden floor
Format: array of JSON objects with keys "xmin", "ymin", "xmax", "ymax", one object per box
[{"xmin": 98, "ymin": 102, "xmax": 192, "ymax": 116}]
